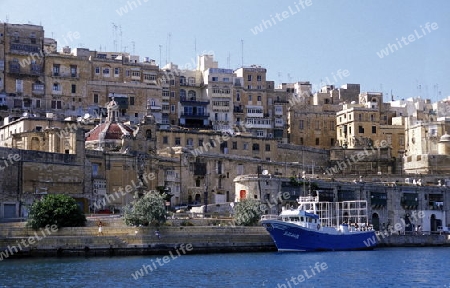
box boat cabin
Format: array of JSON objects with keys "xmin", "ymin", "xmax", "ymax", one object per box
[{"xmin": 279, "ymin": 208, "xmax": 320, "ymax": 230}]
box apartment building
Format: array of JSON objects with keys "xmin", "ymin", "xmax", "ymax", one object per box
[
  {"xmin": 1, "ymin": 24, "xmax": 45, "ymax": 119},
  {"xmin": 234, "ymin": 66, "xmax": 273, "ymax": 138}
]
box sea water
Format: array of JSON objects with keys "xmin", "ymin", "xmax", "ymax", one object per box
[{"xmin": 0, "ymin": 247, "xmax": 449, "ymax": 287}]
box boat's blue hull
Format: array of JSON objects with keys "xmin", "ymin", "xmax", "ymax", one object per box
[{"xmin": 262, "ymin": 220, "xmax": 377, "ymax": 252}]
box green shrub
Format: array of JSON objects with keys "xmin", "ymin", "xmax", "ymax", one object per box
[{"xmin": 27, "ymin": 194, "xmax": 86, "ymax": 229}]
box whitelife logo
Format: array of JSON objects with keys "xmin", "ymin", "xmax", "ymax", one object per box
[
  {"xmin": 376, "ymin": 22, "xmax": 438, "ymax": 59},
  {"xmin": 250, "ymin": 0, "xmax": 312, "ymax": 35}
]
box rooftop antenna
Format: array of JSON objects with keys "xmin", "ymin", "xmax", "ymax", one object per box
[
  {"xmin": 159, "ymin": 44, "xmax": 162, "ymax": 67},
  {"xmin": 165, "ymin": 36, "xmax": 168, "ymax": 64},
  {"xmin": 241, "ymin": 39, "xmax": 244, "ymax": 67},
  {"xmin": 416, "ymin": 80, "xmax": 421, "ymax": 97},
  {"xmin": 131, "ymin": 41, "xmax": 135, "ymax": 55},
  {"xmin": 119, "ymin": 25, "xmax": 123, "ymax": 52},
  {"xmin": 194, "ymin": 37, "xmax": 197, "ymax": 55},
  {"xmin": 167, "ymin": 32, "xmax": 172, "ymax": 63},
  {"xmin": 111, "ymin": 22, "xmax": 118, "ymax": 51},
  {"xmin": 227, "ymin": 52, "xmax": 231, "ymax": 69}
]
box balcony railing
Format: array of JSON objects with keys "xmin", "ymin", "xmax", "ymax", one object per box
[
  {"xmin": 51, "ymin": 72, "xmax": 79, "ymax": 78},
  {"xmin": 180, "ymin": 97, "xmax": 209, "ymax": 105},
  {"xmin": 180, "ymin": 112, "xmax": 210, "ymax": 118}
]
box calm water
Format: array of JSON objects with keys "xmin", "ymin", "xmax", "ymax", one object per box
[{"xmin": 0, "ymin": 247, "xmax": 449, "ymax": 288}]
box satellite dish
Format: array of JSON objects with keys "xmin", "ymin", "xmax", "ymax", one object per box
[{"xmin": 262, "ymin": 170, "xmax": 269, "ymax": 175}]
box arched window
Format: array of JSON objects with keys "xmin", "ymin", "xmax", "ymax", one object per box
[
  {"xmin": 179, "ymin": 89, "xmax": 186, "ymax": 99},
  {"xmin": 188, "ymin": 90, "xmax": 196, "ymax": 101}
]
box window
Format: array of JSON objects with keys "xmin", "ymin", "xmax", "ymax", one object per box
[
  {"xmin": 199, "ymin": 139, "xmax": 203, "ymax": 146},
  {"xmin": 370, "ymin": 114, "xmax": 374, "ymax": 122},
  {"xmin": 171, "ymin": 105, "xmax": 175, "ymax": 112},
  {"xmin": 252, "ymin": 143, "xmax": 260, "ymax": 151},
  {"xmin": 315, "ymin": 121, "xmax": 320, "ymax": 130},
  {"xmin": 237, "ymin": 164, "xmax": 244, "ymax": 175},
  {"xmin": 175, "ymin": 137, "xmax": 181, "ymax": 145},
  {"xmin": 51, "ymin": 100, "xmax": 62, "ymax": 109},
  {"xmin": 316, "ymin": 138, "xmax": 320, "ymax": 145},
  {"xmin": 299, "ymin": 120, "xmax": 304, "ymax": 130},
  {"xmin": 16, "ymin": 79, "xmax": 23, "ymax": 93},
  {"xmin": 243, "ymin": 143, "xmax": 248, "ymax": 150},
  {"xmin": 257, "ymin": 95, "xmax": 262, "ymax": 102},
  {"xmin": 52, "ymin": 83, "xmax": 61, "ymax": 92},
  {"xmin": 95, "ymin": 67, "xmax": 100, "ymax": 74},
  {"xmin": 232, "ymin": 141, "xmax": 237, "ymax": 149},
  {"xmin": 144, "ymin": 73, "xmax": 156, "ymax": 81},
  {"xmin": 187, "ymin": 138, "xmax": 193, "ymax": 146},
  {"xmin": 212, "ymin": 76, "xmax": 218, "ymax": 81},
  {"xmin": 93, "ymin": 94, "xmax": 99, "ymax": 103},
  {"xmin": 70, "ymin": 65, "xmax": 77, "ymax": 77},
  {"xmin": 36, "ymin": 99, "xmax": 41, "ymax": 108},
  {"xmin": 372, "ymin": 126, "xmax": 377, "ymax": 133},
  {"xmin": 257, "ymin": 75, "xmax": 262, "ymax": 81},
  {"xmin": 130, "ymin": 96, "xmax": 135, "ymax": 105},
  {"xmin": 359, "ymin": 126, "xmax": 364, "ymax": 133},
  {"xmin": 114, "ymin": 67, "xmax": 120, "ymax": 76},
  {"xmin": 179, "ymin": 89, "xmax": 186, "ymax": 99},
  {"xmin": 248, "ymin": 95, "xmax": 252, "ymax": 101},
  {"xmin": 170, "ymin": 79, "xmax": 175, "ymax": 85},
  {"xmin": 188, "ymin": 90, "xmax": 196, "ymax": 100},
  {"xmin": 223, "ymin": 77, "xmax": 230, "ymax": 82},
  {"xmin": 265, "ymin": 144, "xmax": 270, "ymax": 151},
  {"xmin": 331, "ymin": 138, "xmax": 334, "ymax": 146},
  {"xmin": 300, "ymin": 137, "xmax": 304, "ymax": 145},
  {"xmin": 71, "ymin": 84, "xmax": 76, "ymax": 93},
  {"xmin": 52, "ymin": 64, "xmax": 60, "ymax": 76},
  {"xmin": 236, "ymin": 92, "xmax": 240, "ymax": 101},
  {"xmin": 170, "ymin": 91, "xmax": 175, "ymax": 97},
  {"xmin": 103, "ymin": 67, "xmax": 110, "ymax": 76},
  {"xmin": 247, "ymin": 75, "xmax": 252, "ymax": 81},
  {"xmin": 131, "ymin": 71, "xmax": 140, "ymax": 77}
]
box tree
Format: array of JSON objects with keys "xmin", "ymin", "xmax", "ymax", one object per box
[
  {"xmin": 233, "ymin": 198, "xmax": 262, "ymax": 226},
  {"xmin": 27, "ymin": 194, "xmax": 86, "ymax": 229},
  {"xmin": 124, "ymin": 192, "xmax": 166, "ymax": 226}
]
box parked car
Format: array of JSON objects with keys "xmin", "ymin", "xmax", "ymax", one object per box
[
  {"xmin": 437, "ymin": 226, "xmax": 450, "ymax": 234},
  {"xmin": 174, "ymin": 204, "xmax": 188, "ymax": 212}
]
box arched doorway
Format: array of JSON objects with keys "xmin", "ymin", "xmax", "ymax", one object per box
[
  {"xmin": 195, "ymin": 193, "xmax": 201, "ymax": 203},
  {"xmin": 372, "ymin": 213, "xmax": 380, "ymax": 231},
  {"xmin": 430, "ymin": 214, "xmax": 437, "ymax": 232},
  {"xmin": 404, "ymin": 214, "xmax": 413, "ymax": 233}
]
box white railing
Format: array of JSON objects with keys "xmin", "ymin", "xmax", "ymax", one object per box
[{"xmin": 261, "ymin": 214, "xmax": 279, "ymax": 220}]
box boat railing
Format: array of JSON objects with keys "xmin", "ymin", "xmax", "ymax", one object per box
[
  {"xmin": 297, "ymin": 196, "xmax": 318, "ymax": 203},
  {"xmin": 260, "ymin": 214, "xmax": 279, "ymax": 220}
]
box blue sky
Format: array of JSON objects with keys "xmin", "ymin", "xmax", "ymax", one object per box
[{"xmin": 2, "ymin": 0, "xmax": 449, "ymax": 102}]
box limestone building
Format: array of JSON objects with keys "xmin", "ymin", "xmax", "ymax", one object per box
[{"xmin": 1, "ymin": 23, "xmax": 45, "ymax": 120}]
